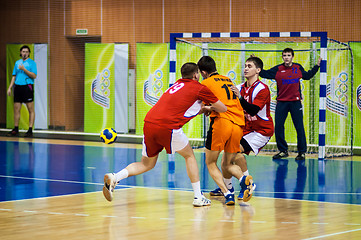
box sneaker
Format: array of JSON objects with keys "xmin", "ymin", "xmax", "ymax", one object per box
[
  {"xmin": 239, "ymin": 175, "xmax": 256, "ymax": 202},
  {"xmin": 210, "ymin": 186, "xmax": 234, "ymax": 196},
  {"xmin": 24, "ymin": 130, "xmax": 33, "ymax": 138},
  {"xmin": 239, "ymin": 183, "xmax": 256, "ymax": 202},
  {"xmin": 225, "ymin": 193, "xmax": 235, "ymax": 205},
  {"xmin": 295, "ymin": 152, "xmax": 305, "ymax": 160},
  {"xmin": 6, "ymin": 129, "xmax": 18, "ymax": 137},
  {"xmin": 209, "ymin": 187, "xmax": 223, "ymax": 196},
  {"xmin": 103, "ymin": 173, "xmax": 117, "ymax": 202},
  {"xmin": 193, "ymin": 195, "xmax": 211, "ymax": 207},
  {"xmin": 273, "ymin": 151, "xmax": 289, "ymax": 159}
]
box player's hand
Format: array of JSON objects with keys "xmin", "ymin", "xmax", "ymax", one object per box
[
  {"xmin": 7, "ymin": 88, "xmax": 12, "ymax": 96},
  {"xmin": 18, "ymin": 64, "xmax": 25, "ymax": 71},
  {"xmin": 317, "ymin": 57, "xmax": 322, "ymax": 66},
  {"xmin": 200, "ymin": 105, "xmax": 212, "ymax": 116},
  {"xmin": 230, "ymin": 85, "xmax": 240, "ymax": 98}
]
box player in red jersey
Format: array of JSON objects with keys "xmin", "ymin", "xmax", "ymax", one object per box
[
  {"xmin": 210, "ymin": 56, "xmax": 274, "ymax": 202},
  {"xmin": 103, "ymin": 62, "xmax": 227, "ymax": 207}
]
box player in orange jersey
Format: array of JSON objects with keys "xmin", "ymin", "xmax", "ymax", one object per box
[{"xmin": 198, "ymin": 56, "xmax": 253, "ymax": 205}]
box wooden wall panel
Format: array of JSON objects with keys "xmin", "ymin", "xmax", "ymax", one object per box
[
  {"xmin": 65, "ymin": 0, "xmax": 101, "ymax": 36},
  {"xmin": 0, "ymin": 0, "xmax": 48, "ymax": 126},
  {"xmin": 49, "ymin": 0, "xmax": 66, "ymax": 129}
]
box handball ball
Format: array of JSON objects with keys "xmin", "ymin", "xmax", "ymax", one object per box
[{"xmin": 100, "ymin": 128, "xmax": 117, "ymax": 144}]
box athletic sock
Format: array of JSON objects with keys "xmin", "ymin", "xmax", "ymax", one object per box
[
  {"xmin": 224, "ymin": 190, "xmax": 232, "ymax": 196},
  {"xmin": 28, "ymin": 127, "xmax": 33, "ymax": 133},
  {"xmin": 223, "ymin": 177, "xmax": 233, "ymax": 190},
  {"xmin": 239, "ymin": 175, "xmax": 245, "ymax": 184},
  {"xmin": 115, "ymin": 169, "xmax": 129, "ymax": 183},
  {"xmin": 191, "ymin": 181, "xmax": 203, "ymax": 199},
  {"xmin": 14, "ymin": 126, "xmax": 19, "ymax": 132}
]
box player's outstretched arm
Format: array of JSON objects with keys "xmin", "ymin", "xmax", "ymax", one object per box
[
  {"xmin": 210, "ymin": 100, "xmax": 227, "ymax": 113},
  {"xmin": 201, "ymin": 100, "xmax": 227, "ymax": 114}
]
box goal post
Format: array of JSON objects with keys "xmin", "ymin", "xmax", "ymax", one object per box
[{"xmin": 169, "ymin": 31, "xmax": 347, "ymax": 160}]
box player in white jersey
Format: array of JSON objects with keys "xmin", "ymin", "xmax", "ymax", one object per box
[{"xmin": 210, "ymin": 56, "xmax": 274, "ymax": 202}]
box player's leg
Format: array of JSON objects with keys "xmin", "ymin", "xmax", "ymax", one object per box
[
  {"xmin": 176, "ymin": 143, "xmax": 211, "ymax": 207},
  {"xmin": 103, "ymin": 155, "xmax": 158, "ymax": 202},
  {"xmin": 25, "ymin": 101, "xmax": 35, "ymax": 137},
  {"xmin": 209, "ymin": 154, "xmax": 234, "ymax": 196},
  {"xmin": 14, "ymin": 102, "xmax": 21, "ymax": 127},
  {"xmin": 7, "ymin": 102, "xmax": 22, "ymax": 136},
  {"xmin": 290, "ymin": 101, "xmax": 307, "ymax": 160},
  {"xmin": 7, "ymin": 85, "xmax": 22, "ymax": 136},
  {"xmin": 103, "ymin": 122, "xmax": 162, "ymax": 202},
  {"xmin": 204, "ymin": 117, "xmax": 231, "ymax": 198},
  {"xmin": 273, "ymin": 101, "xmax": 289, "ymax": 159}
]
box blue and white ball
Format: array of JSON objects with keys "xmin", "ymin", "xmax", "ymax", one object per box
[{"xmin": 100, "ymin": 128, "xmax": 117, "ymax": 144}]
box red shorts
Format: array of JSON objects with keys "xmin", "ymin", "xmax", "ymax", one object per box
[
  {"xmin": 205, "ymin": 117, "xmax": 243, "ymax": 153},
  {"xmin": 142, "ymin": 122, "xmax": 188, "ymax": 157}
]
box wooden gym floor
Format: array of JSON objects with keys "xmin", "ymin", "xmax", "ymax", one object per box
[{"xmin": 1, "ymin": 136, "xmax": 361, "ymax": 240}]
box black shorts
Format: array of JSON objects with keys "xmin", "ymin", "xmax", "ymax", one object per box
[{"xmin": 14, "ymin": 84, "xmax": 34, "ymax": 103}]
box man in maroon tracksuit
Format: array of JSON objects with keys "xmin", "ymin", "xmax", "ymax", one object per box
[{"xmin": 259, "ymin": 48, "xmax": 321, "ymax": 160}]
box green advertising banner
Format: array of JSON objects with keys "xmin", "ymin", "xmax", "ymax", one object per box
[
  {"xmin": 324, "ymin": 41, "xmax": 352, "ymax": 147},
  {"xmin": 349, "ymin": 42, "xmax": 361, "ymax": 148},
  {"xmin": 135, "ymin": 43, "xmax": 169, "ymax": 135},
  {"xmin": 176, "ymin": 42, "xmax": 204, "ymax": 139},
  {"xmin": 84, "ymin": 43, "xmax": 115, "ymax": 133},
  {"xmin": 6, "ymin": 44, "xmax": 35, "ymax": 130}
]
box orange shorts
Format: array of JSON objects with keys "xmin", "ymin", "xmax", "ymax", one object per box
[{"xmin": 205, "ymin": 117, "xmax": 243, "ymax": 153}]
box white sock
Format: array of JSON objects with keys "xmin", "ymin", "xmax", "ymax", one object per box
[
  {"xmin": 115, "ymin": 169, "xmax": 129, "ymax": 183},
  {"xmin": 239, "ymin": 175, "xmax": 245, "ymax": 183},
  {"xmin": 191, "ymin": 181, "xmax": 203, "ymax": 199},
  {"xmin": 243, "ymin": 170, "xmax": 249, "ymax": 176},
  {"xmin": 223, "ymin": 190, "xmax": 232, "ymax": 196},
  {"xmin": 223, "ymin": 177, "xmax": 233, "ymax": 190}
]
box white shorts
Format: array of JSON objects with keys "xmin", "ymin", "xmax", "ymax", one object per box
[
  {"xmin": 243, "ymin": 131, "xmax": 270, "ymax": 155},
  {"xmin": 142, "ymin": 128, "xmax": 189, "ymax": 157}
]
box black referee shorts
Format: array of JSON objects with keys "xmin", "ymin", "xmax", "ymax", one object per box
[{"xmin": 14, "ymin": 84, "xmax": 34, "ymax": 103}]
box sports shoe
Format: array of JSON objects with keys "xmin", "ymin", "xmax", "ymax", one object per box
[
  {"xmin": 295, "ymin": 152, "xmax": 305, "ymax": 160},
  {"xmin": 103, "ymin": 173, "xmax": 117, "ymax": 202},
  {"xmin": 193, "ymin": 195, "xmax": 211, "ymax": 207},
  {"xmin": 238, "ymin": 175, "xmax": 256, "ymax": 202},
  {"xmin": 210, "ymin": 186, "xmax": 234, "ymax": 196},
  {"xmin": 6, "ymin": 129, "xmax": 18, "ymax": 137},
  {"xmin": 209, "ymin": 187, "xmax": 223, "ymax": 196},
  {"xmin": 24, "ymin": 130, "xmax": 33, "ymax": 138},
  {"xmin": 273, "ymin": 151, "xmax": 289, "ymax": 159},
  {"xmin": 225, "ymin": 193, "xmax": 235, "ymax": 205},
  {"xmin": 238, "ymin": 183, "xmax": 256, "ymax": 201}
]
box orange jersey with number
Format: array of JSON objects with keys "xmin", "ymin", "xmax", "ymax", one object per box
[{"xmin": 201, "ymin": 73, "xmax": 245, "ymax": 127}]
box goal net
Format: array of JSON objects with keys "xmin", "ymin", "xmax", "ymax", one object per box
[{"xmin": 169, "ymin": 32, "xmax": 353, "ymax": 159}]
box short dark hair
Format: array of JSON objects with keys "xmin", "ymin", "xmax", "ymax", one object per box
[
  {"xmin": 181, "ymin": 62, "xmax": 198, "ymax": 79},
  {"xmin": 20, "ymin": 45, "xmax": 31, "ymax": 53},
  {"xmin": 282, "ymin": 47, "xmax": 294, "ymax": 56},
  {"xmin": 197, "ymin": 56, "xmax": 217, "ymax": 73},
  {"xmin": 246, "ymin": 56, "xmax": 263, "ymax": 70}
]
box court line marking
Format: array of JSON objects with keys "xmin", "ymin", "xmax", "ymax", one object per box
[
  {"xmin": 1, "ymin": 175, "xmax": 360, "ymax": 196},
  {"xmin": 1, "ymin": 175, "xmax": 361, "ymax": 207},
  {"xmin": 302, "ymin": 228, "xmax": 361, "ymax": 240}
]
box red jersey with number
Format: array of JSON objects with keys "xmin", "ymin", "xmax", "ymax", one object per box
[
  {"xmin": 238, "ymin": 80, "xmax": 274, "ymax": 136},
  {"xmin": 201, "ymin": 73, "xmax": 245, "ymax": 127},
  {"xmin": 145, "ymin": 78, "xmax": 219, "ymax": 129}
]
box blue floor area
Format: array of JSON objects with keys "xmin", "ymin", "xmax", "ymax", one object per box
[{"xmin": 1, "ymin": 140, "xmax": 361, "ymax": 204}]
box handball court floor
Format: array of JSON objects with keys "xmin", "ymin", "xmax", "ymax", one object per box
[{"xmin": 1, "ymin": 136, "xmax": 361, "ymax": 240}]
